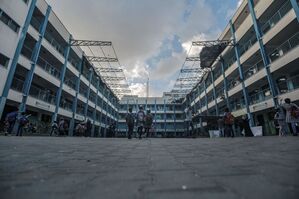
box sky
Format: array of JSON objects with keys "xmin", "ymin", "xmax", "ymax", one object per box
[{"xmin": 46, "ymin": 0, "xmax": 243, "ymax": 97}]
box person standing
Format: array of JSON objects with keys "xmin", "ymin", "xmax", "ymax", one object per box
[
  {"xmin": 282, "ymin": 98, "xmax": 299, "ymax": 136},
  {"xmin": 144, "ymin": 110, "xmax": 153, "ymax": 138},
  {"xmin": 16, "ymin": 112, "xmax": 29, "ymax": 136},
  {"xmin": 85, "ymin": 119, "xmax": 92, "ymax": 137},
  {"xmin": 240, "ymin": 115, "xmax": 253, "ymax": 137},
  {"xmin": 125, "ymin": 107, "xmax": 135, "ymax": 139},
  {"xmin": 58, "ymin": 118, "xmax": 66, "ymax": 136},
  {"xmin": 223, "ymin": 108, "xmax": 235, "ymax": 137},
  {"xmin": 217, "ymin": 117, "xmax": 225, "ymax": 137},
  {"xmin": 136, "ymin": 106, "xmax": 145, "ymax": 139},
  {"xmin": 185, "ymin": 106, "xmax": 194, "ymax": 137},
  {"xmin": 274, "ymin": 107, "xmax": 287, "ymax": 136},
  {"xmin": 5, "ymin": 111, "xmax": 18, "ymax": 135},
  {"xmin": 50, "ymin": 121, "xmax": 58, "ymax": 136}
]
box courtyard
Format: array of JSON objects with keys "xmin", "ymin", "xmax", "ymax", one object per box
[{"xmin": 0, "ymin": 136, "xmax": 298, "ymax": 199}]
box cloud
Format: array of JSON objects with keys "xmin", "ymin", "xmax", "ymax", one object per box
[{"xmin": 46, "ymin": 0, "xmax": 229, "ymax": 97}]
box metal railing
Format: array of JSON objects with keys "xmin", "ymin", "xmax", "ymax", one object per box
[
  {"xmin": 269, "ymin": 32, "xmax": 299, "ymax": 62},
  {"xmin": 29, "ymin": 85, "xmax": 56, "ymax": 105},
  {"xmin": 64, "ymin": 78, "xmax": 76, "ymax": 90},
  {"xmin": 261, "ymin": 1, "xmax": 292, "ymax": 35},
  {"xmin": 243, "ymin": 59, "xmax": 264, "ymax": 80},
  {"xmin": 44, "ymin": 31, "xmax": 65, "ymax": 57},
  {"xmin": 249, "ymin": 88, "xmax": 272, "ymax": 105},
  {"xmin": 37, "ymin": 56, "xmax": 61, "ymax": 79}
]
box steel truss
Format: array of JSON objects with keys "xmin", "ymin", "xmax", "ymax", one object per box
[
  {"xmin": 70, "ymin": 40, "xmax": 112, "ymax": 46},
  {"xmin": 86, "ymin": 56, "xmax": 118, "ymax": 62},
  {"xmin": 97, "ymin": 68, "xmax": 123, "ymax": 73},
  {"xmin": 192, "ymin": 39, "xmax": 234, "ymax": 47},
  {"xmin": 71, "ymin": 39, "xmax": 131, "ymax": 98}
]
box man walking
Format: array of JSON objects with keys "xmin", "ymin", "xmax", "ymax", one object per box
[
  {"xmin": 185, "ymin": 106, "xmax": 194, "ymax": 137},
  {"xmin": 223, "ymin": 108, "xmax": 235, "ymax": 137},
  {"xmin": 4, "ymin": 111, "xmax": 18, "ymax": 136},
  {"xmin": 16, "ymin": 112, "xmax": 29, "ymax": 136},
  {"xmin": 136, "ymin": 106, "xmax": 145, "ymax": 139},
  {"xmin": 144, "ymin": 109, "xmax": 153, "ymax": 138},
  {"xmin": 125, "ymin": 107, "xmax": 135, "ymax": 139}
]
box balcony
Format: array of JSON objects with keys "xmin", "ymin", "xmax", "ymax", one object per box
[
  {"xmin": 260, "ymin": 1, "xmax": 292, "ymax": 35},
  {"xmin": 269, "ymin": 32, "xmax": 299, "ymax": 63}
]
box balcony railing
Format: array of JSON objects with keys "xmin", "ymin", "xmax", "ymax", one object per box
[
  {"xmin": 30, "ymin": 85, "xmax": 56, "ymax": 105},
  {"xmin": 261, "ymin": 1, "xmax": 292, "ymax": 35},
  {"xmin": 60, "ymin": 99, "xmax": 73, "ymax": 111},
  {"xmin": 44, "ymin": 31, "xmax": 65, "ymax": 57},
  {"xmin": 11, "ymin": 77, "xmax": 56, "ymax": 105},
  {"xmin": 243, "ymin": 59, "xmax": 264, "ymax": 80},
  {"xmin": 64, "ymin": 78, "xmax": 76, "ymax": 90},
  {"xmin": 269, "ymin": 32, "xmax": 299, "ymax": 63},
  {"xmin": 249, "ymin": 88, "xmax": 272, "ymax": 105},
  {"xmin": 225, "ymin": 1, "xmax": 292, "ymax": 71},
  {"xmin": 22, "ymin": 45, "xmax": 61, "ymax": 80}
]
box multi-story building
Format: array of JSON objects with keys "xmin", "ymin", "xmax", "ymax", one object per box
[
  {"xmin": 186, "ymin": 0, "xmax": 299, "ymax": 135},
  {"xmin": 118, "ymin": 95, "xmax": 185, "ymax": 137},
  {"xmin": 0, "ymin": 0, "xmax": 119, "ymax": 136},
  {"xmin": 1, "ymin": 0, "xmax": 299, "ymax": 137}
]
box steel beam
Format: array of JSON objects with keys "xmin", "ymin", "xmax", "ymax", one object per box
[
  {"xmin": 69, "ymin": 56, "xmax": 83, "ymax": 136},
  {"xmin": 97, "ymin": 68, "xmax": 123, "ymax": 72},
  {"xmin": 102, "ymin": 77, "xmax": 126, "ymax": 81},
  {"xmin": 210, "ymin": 70, "xmax": 219, "ymax": 116},
  {"xmin": 0, "ymin": 0, "xmax": 37, "ymax": 119},
  {"xmin": 180, "ymin": 68, "xmax": 202, "ymax": 73},
  {"xmin": 185, "ymin": 57, "xmax": 200, "ymax": 62},
  {"xmin": 203, "ymin": 80, "xmax": 209, "ymax": 114},
  {"xmin": 248, "ymin": 0, "xmax": 278, "ymax": 108},
  {"xmin": 70, "ymin": 40, "xmax": 112, "ymax": 46},
  {"xmin": 290, "ymin": 0, "xmax": 299, "ymax": 22},
  {"xmin": 84, "ymin": 69, "xmax": 93, "ymax": 120},
  {"xmin": 192, "ymin": 40, "xmax": 234, "ymax": 47},
  {"xmin": 220, "ymin": 59, "xmax": 230, "ymax": 110},
  {"xmin": 86, "ymin": 56, "xmax": 118, "ymax": 62},
  {"xmin": 52, "ymin": 35, "xmax": 72, "ymax": 123},
  {"xmin": 229, "ymin": 20, "xmax": 253, "ymax": 125},
  {"xmin": 91, "ymin": 78, "xmax": 100, "ymax": 137}
]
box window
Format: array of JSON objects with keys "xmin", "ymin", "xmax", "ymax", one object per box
[
  {"xmin": 0, "ymin": 53, "xmax": 9, "ymax": 68},
  {"xmin": 0, "ymin": 9, "xmax": 20, "ymax": 33}
]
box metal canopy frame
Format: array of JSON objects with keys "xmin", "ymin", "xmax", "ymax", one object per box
[
  {"xmin": 86, "ymin": 56, "xmax": 118, "ymax": 62},
  {"xmin": 71, "ymin": 39, "xmax": 132, "ymax": 98},
  {"xmin": 70, "ymin": 39, "xmax": 112, "ymax": 46}
]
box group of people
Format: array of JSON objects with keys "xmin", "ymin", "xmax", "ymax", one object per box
[
  {"xmin": 50, "ymin": 118, "xmax": 93, "ymax": 137},
  {"xmin": 3, "ymin": 111, "xmax": 30, "ymax": 136},
  {"xmin": 125, "ymin": 106, "xmax": 153, "ymax": 139},
  {"xmin": 274, "ymin": 98, "xmax": 299, "ymax": 136}
]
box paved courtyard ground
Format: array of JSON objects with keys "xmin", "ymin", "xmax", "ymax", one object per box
[{"xmin": 0, "ymin": 136, "xmax": 298, "ymax": 199}]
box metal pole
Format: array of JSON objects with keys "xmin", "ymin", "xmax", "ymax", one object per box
[
  {"xmin": 248, "ymin": 0, "xmax": 278, "ymax": 108},
  {"xmin": 220, "ymin": 59, "xmax": 230, "ymax": 110},
  {"xmin": 210, "ymin": 70, "xmax": 219, "ymax": 115},
  {"xmin": 52, "ymin": 35, "xmax": 72, "ymax": 123},
  {"xmin": 229, "ymin": 20, "xmax": 253, "ymax": 126},
  {"xmin": 91, "ymin": 77, "xmax": 100, "ymax": 137},
  {"xmin": 84, "ymin": 69, "xmax": 93, "ymax": 120},
  {"xmin": 290, "ymin": 0, "xmax": 299, "ymax": 22},
  {"xmin": 68, "ymin": 57, "xmax": 83, "ymax": 136}
]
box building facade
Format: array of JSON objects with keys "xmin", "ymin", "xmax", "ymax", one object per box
[
  {"xmin": 186, "ymin": 0, "xmax": 299, "ymax": 135},
  {"xmin": 0, "ymin": 0, "xmax": 119, "ymax": 136},
  {"xmin": 118, "ymin": 95, "xmax": 185, "ymax": 137},
  {"xmin": 1, "ymin": 0, "xmax": 299, "ymax": 137}
]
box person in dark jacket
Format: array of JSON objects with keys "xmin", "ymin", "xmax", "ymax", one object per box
[
  {"xmin": 239, "ymin": 115, "xmax": 253, "ymax": 137},
  {"xmin": 126, "ymin": 107, "xmax": 135, "ymax": 139},
  {"xmin": 16, "ymin": 112, "xmax": 29, "ymax": 136},
  {"xmin": 85, "ymin": 119, "xmax": 92, "ymax": 137},
  {"xmin": 144, "ymin": 110, "xmax": 153, "ymax": 138},
  {"xmin": 5, "ymin": 111, "xmax": 18, "ymax": 135}
]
